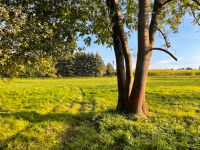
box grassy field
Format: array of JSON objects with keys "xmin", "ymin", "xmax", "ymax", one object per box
[
  {"xmin": 147, "ymin": 70, "xmax": 200, "ymax": 77},
  {"xmin": 0, "ymin": 77, "xmax": 200, "ymax": 150}
]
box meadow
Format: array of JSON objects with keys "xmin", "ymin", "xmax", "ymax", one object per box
[
  {"xmin": 147, "ymin": 70, "xmax": 200, "ymax": 77},
  {"xmin": 0, "ymin": 77, "xmax": 200, "ymax": 149}
]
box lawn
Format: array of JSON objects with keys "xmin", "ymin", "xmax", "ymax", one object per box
[{"xmin": 0, "ymin": 77, "xmax": 200, "ymax": 149}]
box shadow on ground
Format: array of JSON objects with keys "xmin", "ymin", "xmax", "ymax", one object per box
[{"xmin": 0, "ymin": 91, "xmax": 107, "ymax": 150}]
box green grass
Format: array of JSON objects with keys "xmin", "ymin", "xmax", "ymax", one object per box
[
  {"xmin": 0, "ymin": 77, "xmax": 200, "ymax": 149},
  {"xmin": 147, "ymin": 70, "xmax": 200, "ymax": 77}
]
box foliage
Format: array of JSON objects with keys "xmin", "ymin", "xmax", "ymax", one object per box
[
  {"xmin": 0, "ymin": 0, "xmax": 86, "ymax": 78},
  {"xmin": 0, "ymin": 77, "xmax": 200, "ymax": 149},
  {"xmin": 106, "ymin": 63, "xmax": 115, "ymax": 76},
  {"xmin": 19, "ymin": 56, "xmax": 57, "ymax": 78},
  {"xmin": 56, "ymin": 52, "xmax": 105, "ymax": 77},
  {"xmin": 56, "ymin": 56, "xmax": 75, "ymax": 77},
  {"xmin": 74, "ymin": 52, "xmax": 106, "ymax": 77},
  {"xmin": 1, "ymin": 0, "xmax": 199, "ymax": 78}
]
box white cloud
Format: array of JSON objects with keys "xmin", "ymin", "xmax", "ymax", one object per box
[
  {"xmin": 157, "ymin": 57, "xmax": 183, "ymax": 64},
  {"xmin": 150, "ymin": 57, "xmax": 185, "ymax": 69}
]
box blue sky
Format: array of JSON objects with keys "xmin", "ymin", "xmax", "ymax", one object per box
[{"xmin": 78, "ymin": 17, "xmax": 200, "ymax": 70}]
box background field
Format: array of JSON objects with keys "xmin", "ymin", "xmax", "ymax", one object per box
[
  {"xmin": 147, "ymin": 70, "xmax": 200, "ymax": 77},
  {"xmin": 0, "ymin": 77, "xmax": 200, "ymax": 149}
]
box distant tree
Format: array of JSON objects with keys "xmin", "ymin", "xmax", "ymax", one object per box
[
  {"xmin": 74, "ymin": 53, "xmax": 89, "ymax": 77},
  {"xmin": 106, "ymin": 63, "xmax": 115, "ymax": 76},
  {"xmin": 56, "ymin": 56, "xmax": 75, "ymax": 77},
  {"xmin": 56, "ymin": 52, "xmax": 105, "ymax": 77},
  {"xmin": 94, "ymin": 53, "xmax": 106, "ymax": 76},
  {"xmin": 74, "ymin": 52, "xmax": 105, "ymax": 77},
  {"xmin": 186, "ymin": 67, "xmax": 193, "ymax": 70}
]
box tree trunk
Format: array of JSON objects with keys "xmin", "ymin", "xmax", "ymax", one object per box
[
  {"xmin": 107, "ymin": 0, "xmax": 173, "ymax": 116},
  {"xmin": 127, "ymin": 0, "xmax": 160, "ymax": 116},
  {"xmin": 127, "ymin": 0, "xmax": 151, "ymax": 116},
  {"xmin": 106, "ymin": 0, "xmax": 133, "ymax": 112},
  {"xmin": 111, "ymin": 0, "xmax": 133, "ymax": 99},
  {"xmin": 113, "ymin": 35, "xmax": 126, "ymax": 112}
]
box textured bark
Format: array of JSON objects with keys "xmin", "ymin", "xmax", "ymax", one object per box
[
  {"xmin": 106, "ymin": 0, "xmax": 126, "ymax": 112},
  {"xmin": 108, "ymin": 0, "xmax": 133, "ymax": 98},
  {"xmin": 107, "ymin": 0, "xmax": 165, "ymax": 116},
  {"xmin": 113, "ymin": 35, "xmax": 126, "ymax": 112},
  {"xmin": 127, "ymin": 0, "xmax": 160, "ymax": 116},
  {"xmin": 111, "ymin": 0, "xmax": 133, "ymax": 99},
  {"xmin": 127, "ymin": 0, "xmax": 151, "ymax": 116},
  {"xmin": 106, "ymin": 0, "xmax": 133, "ymax": 112}
]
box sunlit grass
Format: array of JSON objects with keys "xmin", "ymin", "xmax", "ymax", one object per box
[
  {"xmin": 148, "ymin": 70, "xmax": 200, "ymax": 77},
  {"xmin": 0, "ymin": 77, "xmax": 200, "ymax": 149}
]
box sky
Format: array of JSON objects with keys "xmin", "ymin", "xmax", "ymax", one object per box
[{"xmin": 78, "ymin": 17, "xmax": 200, "ymax": 70}]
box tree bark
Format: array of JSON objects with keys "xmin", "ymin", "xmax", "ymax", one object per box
[
  {"xmin": 127, "ymin": 0, "xmax": 160, "ymax": 116},
  {"xmin": 106, "ymin": 0, "xmax": 133, "ymax": 112},
  {"xmin": 113, "ymin": 35, "xmax": 126, "ymax": 112},
  {"xmin": 107, "ymin": 0, "xmax": 164, "ymax": 116},
  {"xmin": 111, "ymin": 0, "xmax": 133, "ymax": 99},
  {"xmin": 127, "ymin": 0, "xmax": 151, "ymax": 116}
]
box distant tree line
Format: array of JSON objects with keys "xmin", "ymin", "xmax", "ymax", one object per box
[
  {"xmin": 3, "ymin": 52, "xmax": 115, "ymax": 78},
  {"xmin": 56, "ymin": 52, "xmax": 108, "ymax": 77}
]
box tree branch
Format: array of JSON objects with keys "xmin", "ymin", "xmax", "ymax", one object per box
[
  {"xmin": 146, "ymin": 48, "xmax": 178, "ymax": 61},
  {"xmin": 192, "ymin": 0, "xmax": 200, "ymax": 7},
  {"xmin": 160, "ymin": 0, "xmax": 200, "ymax": 7},
  {"xmin": 181, "ymin": 0, "xmax": 200, "ymax": 10},
  {"xmin": 191, "ymin": 10, "xmax": 200, "ymax": 26},
  {"xmin": 157, "ymin": 28, "xmax": 171, "ymax": 47},
  {"xmin": 149, "ymin": 0, "xmax": 160, "ymax": 44},
  {"xmin": 161, "ymin": 0, "xmax": 174, "ymax": 6}
]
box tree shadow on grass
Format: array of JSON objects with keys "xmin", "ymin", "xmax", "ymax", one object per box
[
  {"xmin": 0, "ymin": 92, "xmax": 102, "ymax": 150},
  {"xmin": 0, "ymin": 110, "xmax": 99, "ymax": 150},
  {"xmin": 60, "ymin": 109, "xmax": 116, "ymax": 150}
]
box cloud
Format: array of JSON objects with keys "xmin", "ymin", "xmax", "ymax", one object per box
[{"xmin": 158, "ymin": 57, "xmax": 183, "ymax": 64}]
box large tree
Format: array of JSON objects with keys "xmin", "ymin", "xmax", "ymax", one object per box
[
  {"xmin": 0, "ymin": 0, "xmax": 87, "ymax": 77},
  {"xmin": 105, "ymin": 0, "xmax": 199, "ymax": 116}
]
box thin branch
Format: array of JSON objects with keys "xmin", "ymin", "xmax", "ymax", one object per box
[
  {"xmin": 192, "ymin": 0, "xmax": 200, "ymax": 7},
  {"xmin": 161, "ymin": 0, "xmax": 174, "ymax": 6},
  {"xmin": 162, "ymin": 0, "xmax": 200, "ymax": 9},
  {"xmin": 149, "ymin": 0, "xmax": 160, "ymax": 44},
  {"xmin": 157, "ymin": 29, "xmax": 171, "ymax": 47},
  {"xmin": 181, "ymin": 0, "xmax": 200, "ymax": 10},
  {"xmin": 146, "ymin": 48, "xmax": 178, "ymax": 61},
  {"xmin": 191, "ymin": 10, "xmax": 200, "ymax": 26}
]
